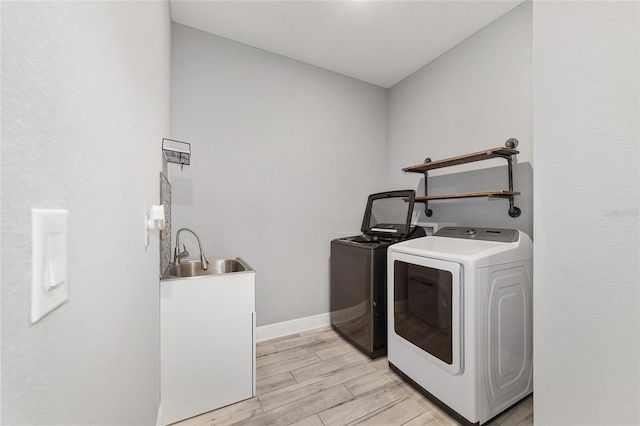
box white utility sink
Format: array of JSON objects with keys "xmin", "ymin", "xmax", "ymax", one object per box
[{"xmin": 160, "ymin": 258, "xmax": 256, "ymax": 425}]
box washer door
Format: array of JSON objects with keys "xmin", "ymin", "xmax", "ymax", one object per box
[{"xmin": 390, "ymin": 252, "xmax": 462, "ymax": 375}]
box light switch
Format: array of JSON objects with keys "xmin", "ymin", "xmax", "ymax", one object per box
[{"xmin": 31, "ymin": 209, "xmax": 69, "ymax": 323}]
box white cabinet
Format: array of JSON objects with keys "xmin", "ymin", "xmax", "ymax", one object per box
[{"xmin": 161, "ymin": 269, "xmax": 255, "ymax": 425}]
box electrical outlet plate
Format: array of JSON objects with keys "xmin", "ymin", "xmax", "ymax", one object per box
[{"xmin": 31, "ymin": 209, "xmax": 69, "ymax": 323}]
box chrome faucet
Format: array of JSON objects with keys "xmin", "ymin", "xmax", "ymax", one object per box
[{"xmin": 174, "ymin": 228, "xmax": 209, "ymax": 270}]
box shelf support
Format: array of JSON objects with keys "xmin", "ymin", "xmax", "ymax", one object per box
[
  {"xmin": 422, "ymin": 158, "xmax": 433, "ymax": 217},
  {"xmin": 492, "ymin": 150, "xmax": 521, "ymax": 217}
]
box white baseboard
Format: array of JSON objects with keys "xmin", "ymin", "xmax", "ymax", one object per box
[
  {"xmin": 256, "ymin": 312, "xmax": 331, "ymax": 342},
  {"xmin": 156, "ymin": 405, "xmax": 163, "ymax": 426}
]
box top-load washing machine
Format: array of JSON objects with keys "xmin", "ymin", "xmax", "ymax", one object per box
[
  {"xmin": 330, "ymin": 190, "xmax": 425, "ymax": 358},
  {"xmin": 387, "ymin": 226, "xmax": 533, "ymax": 425}
]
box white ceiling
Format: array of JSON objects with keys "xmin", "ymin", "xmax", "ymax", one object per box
[{"xmin": 170, "ymin": 1, "xmax": 523, "ymax": 89}]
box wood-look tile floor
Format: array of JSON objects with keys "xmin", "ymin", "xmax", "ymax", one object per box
[{"xmin": 176, "ymin": 327, "xmax": 533, "ymax": 426}]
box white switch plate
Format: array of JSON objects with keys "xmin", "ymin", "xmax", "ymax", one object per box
[{"xmin": 31, "ymin": 209, "xmax": 69, "ymax": 324}]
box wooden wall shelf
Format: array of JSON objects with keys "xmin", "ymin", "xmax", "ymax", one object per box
[
  {"xmin": 404, "ymin": 140, "xmax": 522, "ymax": 217},
  {"xmin": 403, "ymin": 147, "xmax": 519, "ymax": 173},
  {"xmin": 416, "ymin": 190, "xmax": 521, "ymax": 201}
]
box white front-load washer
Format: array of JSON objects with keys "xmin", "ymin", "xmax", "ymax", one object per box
[{"xmin": 387, "ymin": 226, "xmax": 533, "ymax": 425}]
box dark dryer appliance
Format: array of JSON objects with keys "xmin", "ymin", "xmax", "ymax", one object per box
[{"xmin": 330, "ymin": 190, "xmax": 426, "ymax": 358}]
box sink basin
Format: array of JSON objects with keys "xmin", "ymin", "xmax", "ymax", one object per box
[{"xmin": 163, "ymin": 257, "xmax": 252, "ymax": 280}]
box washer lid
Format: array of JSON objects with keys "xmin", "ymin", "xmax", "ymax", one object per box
[{"xmin": 361, "ymin": 190, "xmax": 416, "ymax": 238}]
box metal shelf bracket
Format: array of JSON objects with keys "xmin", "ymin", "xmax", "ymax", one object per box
[{"xmin": 422, "ymin": 158, "xmax": 433, "ymax": 217}]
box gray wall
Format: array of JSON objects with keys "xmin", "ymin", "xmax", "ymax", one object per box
[
  {"xmin": 169, "ymin": 23, "xmax": 387, "ymax": 326},
  {"xmin": 1, "ymin": 2, "xmax": 170, "ymax": 424},
  {"xmin": 387, "ymin": 2, "xmax": 533, "ymax": 236},
  {"xmin": 533, "ymin": 1, "xmax": 640, "ymax": 424}
]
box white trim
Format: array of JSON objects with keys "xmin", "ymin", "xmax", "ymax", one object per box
[
  {"xmin": 156, "ymin": 405, "xmax": 163, "ymax": 426},
  {"xmin": 256, "ymin": 312, "xmax": 330, "ymax": 342}
]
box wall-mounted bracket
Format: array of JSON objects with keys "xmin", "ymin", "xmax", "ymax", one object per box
[
  {"xmin": 422, "ymin": 158, "xmax": 433, "ymax": 217},
  {"xmin": 162, "ymin": 138, "xmax": 191, "ymax": 170},
  {"xmin": 488, "ymin": 193, "xmax": 521, "ymax": 217},
  {"xmin": 505, "ymin": 138, "xmax": 519, "ymax": 149},
  {"xmin": 492, "ymin": 141, "xmax": 521, "ymax": 217}
]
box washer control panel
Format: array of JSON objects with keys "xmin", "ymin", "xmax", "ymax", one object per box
[{"xmin": 435, "ymin": 226, "xmax": 519, "ymax": 243}]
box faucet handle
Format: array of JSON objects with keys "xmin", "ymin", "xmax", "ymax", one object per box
[{"xmin": 173, "ymin": 243, "xmax": 190, "ymax": 264}]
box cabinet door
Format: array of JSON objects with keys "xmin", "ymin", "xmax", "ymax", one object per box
[
  {"xmin": 161, "ymin": 274, "xmax": 256, "ymax": 425},
  {"xmin": 162, "ymin": 311, "xmax": 254, "ymax": 425}
]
